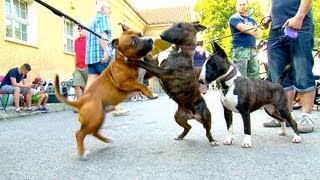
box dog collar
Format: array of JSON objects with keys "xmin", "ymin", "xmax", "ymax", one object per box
[
  {"xmin": 220, "ymin": 66, "xmax": 237, "ymax": 82},
  {"xmin": 115, "ymin": 49, "xmax": 128, "ymax": 61}
]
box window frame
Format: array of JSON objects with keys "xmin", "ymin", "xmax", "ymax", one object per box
[
  {"xmin": 4, "ymin": 0, "xmax": 38, "ymax": 47},
  {"xmin": 63, "ymin": 19, "xmax": 76, "ymax": 55}
]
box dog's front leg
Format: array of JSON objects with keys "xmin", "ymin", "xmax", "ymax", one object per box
[
  {"xmin": 119, "ymin": 80, "xmax": 154, "ymax": 99},
  {"xmin": 223, "ymin": 106, "xmax": 234, "ymax": 145},
  {"xmin": 240, "ymin": 111, "xmax": 252, "ymax": 148},
  {"xmin": 126, "ymin": 60, "xmax": 163, "ymax": 78}
]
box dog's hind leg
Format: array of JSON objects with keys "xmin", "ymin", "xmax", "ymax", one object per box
[
  {"xmin": 174, "ymin": 107, "xmax": 192, "ymax": 140},
  {"xmin": 277, "ymin": 108, "xmax": 301, "ymax": 143},
  {"xmin": 76, "ymin": 127, "xmax": 90, "ymax": 160},
  {"xmin": 201, "ymin": 107, "xmax": 219, "ymax": 146},
  {"xmin": 264, "ymin": 104, "xmax": 289, "ymax": 135}
]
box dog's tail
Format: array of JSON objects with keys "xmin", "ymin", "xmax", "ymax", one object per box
[
  {"xmin": 277, "ymin": 64, "xmax": 292, "ymax": 84},
  {"xmin": 54, "ymin": 74, "xmax": 79, "ymax": 109}
]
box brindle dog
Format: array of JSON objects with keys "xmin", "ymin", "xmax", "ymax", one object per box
[{"xmin": 127, "ymin": 22, "xmax": 219, "ymax": 146}]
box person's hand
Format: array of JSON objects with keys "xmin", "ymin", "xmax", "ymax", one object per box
[
  {"xmin": 261, "ymin": 16, "xmax": 271, "ymax": 29},
  {"xmin": 283, "ymin": 16, "xmax": 303, "ymax": 30},
  {"xmin": 101, "ymin": 52, "xmax": 109, "ymax": 63},
  {"xmin": 27, "ymin": 84, "xmax": 35, "ymax": 88}
]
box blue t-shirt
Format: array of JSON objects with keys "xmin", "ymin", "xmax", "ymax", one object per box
[
  {"xmin": 229, "ymin": 14, "xmax": 257, "ymax": 48},
  {"xmin": 0, "ymin": 67, "xmax": 27, "ymax": 88},
  {"xmin": 194, "ymin": 48, "xmax": 206, "ymax": 67},
  {"xmin": 271, "ymin": 0, "xmax": 314, "ymax": 30}
]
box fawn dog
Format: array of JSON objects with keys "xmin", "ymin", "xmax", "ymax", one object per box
[{"xmin": 54, "ymin": 24, "xmax": 156, "ymax": 160}]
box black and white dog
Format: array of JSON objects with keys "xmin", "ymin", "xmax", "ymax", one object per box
[{"xmin": 199, "ymin": 42, "xmax": 301, "ymax": 147}]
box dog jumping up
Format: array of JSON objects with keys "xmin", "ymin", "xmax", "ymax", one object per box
[
  {"xmin": 54, "ymin": 24, "xmax": 155, "ymax": 160},
  {"xmin": 127, "ymin": 22, "xmax": 218, "ymax": 146},
  {"xmin": 199, "ymin": 42, "xmax": 301, "ymax": 148}
]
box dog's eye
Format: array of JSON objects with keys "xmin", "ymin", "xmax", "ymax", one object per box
[
  {"xmin": 131, "ymin": 39, "xmax": 137, "ymax": 45},
  {"xmin": 137, "ymin": 33, "xmax": 142, "ymax": 37}
]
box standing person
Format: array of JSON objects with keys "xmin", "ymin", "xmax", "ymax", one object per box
[
  {"xmin": 229, "ymin": 0, "xmax": 262, "ymax": 80},
  {"xmin": 262, "ymin": 0, "xmax": 315, "ymax": 133},
  {"xmin": 73, "ymin": 25, "xmax": 87, "ymax": 101},
  {"xmin": 31, "ymin": 77, "xmax": 49, "ymax": 112},
  {"xmin": 193, "ymin": 40, "xmax": 209, "ymax": 94},
  {"xmin": 85, "ymin": 0, "xmax": 129, "ymax": 116},
  {"xmin": 0, "ymin": 63, "xmax": 34, "ymax": 113}
]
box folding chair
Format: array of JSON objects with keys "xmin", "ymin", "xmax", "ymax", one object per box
[{"xmin": 0, "ymin": 75, "xmax": 11, "ymax": 112}]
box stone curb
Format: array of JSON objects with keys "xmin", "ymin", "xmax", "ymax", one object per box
[{"xmin": 0, "ymin": 103, "xmax": 73, "ymax": 120}]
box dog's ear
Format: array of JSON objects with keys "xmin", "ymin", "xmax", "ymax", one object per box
[
  {"xmin": 119, "ymin": 23, "xmax": 130, "ymax": 31},
  {"xmin": 192, "ymin": 21, "xmax": 207, "ymax": 32},
  {"xmin": 111, "ymin": 38, "xmax": 119, "ymax": 48},
  {"xmin": 213, "ymin": 42, "xmax": 227, "ymax": 59}
]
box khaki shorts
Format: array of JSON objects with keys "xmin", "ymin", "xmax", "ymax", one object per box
[{"xmin": 73, "ymin": 68, "xmax": 88, "ymax": 88}]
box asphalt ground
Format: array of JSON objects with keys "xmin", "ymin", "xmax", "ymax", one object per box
[{"xmin": 0, "ymin": 90, "xmax": 319, "ymax": 179}]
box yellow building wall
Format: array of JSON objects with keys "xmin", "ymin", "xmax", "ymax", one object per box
[{"xmin": 0, "ymin": 0, "xmax": 146, "ymax": 83}]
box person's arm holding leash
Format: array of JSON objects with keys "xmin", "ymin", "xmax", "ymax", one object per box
[
  {"xmin": 100, "ymin": 31, "xmax": 109, "ymax": 63},
  {"xmin": 283, "ymin": 0, "xmax": 313, "ymax": 29}
]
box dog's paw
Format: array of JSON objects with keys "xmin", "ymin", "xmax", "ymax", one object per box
[
  {"xmin": 209, "ymin": 140, "xmax": 219, "ymax": 146},
  {"xmin": 223, "ymin": 139, "xmax": 233, "ymax": 145},
  {"xmin": 105, "ymin": 138, "xmax": 113, "ymax": 143},
  {"xmin": 278, "ymin": 131, "xmax": 288, "ymax": 136},
  {"xmin": 292, "ymin": 134, "xmax": 301, "ymax": 143},
  {"xmin": 241, "ymin": 135, "xmax": 252, "ymax": 148},
  {"xmin": 78, "ymin": 150, "xmax": 89, "ymax": 161},
  {"xmin": 223, "ymin": 135, "xmax": 233, "ymax": 145},
  {"xmin": 147, "ymin": 95, "xmax": 158, "ymax": 100}
]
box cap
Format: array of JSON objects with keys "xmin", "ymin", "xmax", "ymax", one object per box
[{"xmin": 33, "ymin": 77, "xmax": 43, "ymax": 84}]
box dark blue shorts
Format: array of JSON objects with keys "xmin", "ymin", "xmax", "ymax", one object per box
[
  {"xmin": 87, "ymin": 61, "xmax": 110, "ymax": 75},
  {"xmin": 267, "ymin": 25, "xmax": 315, "ymax": 92}
]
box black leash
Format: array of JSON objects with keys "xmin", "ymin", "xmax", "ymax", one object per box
[{"xmin": 34, "ymin": 0, "xmax": 106, "ymax": 40}]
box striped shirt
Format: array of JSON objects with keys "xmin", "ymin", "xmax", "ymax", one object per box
[{"xmin": 85, "ymin": 12, "xmax": 114, "ymax": 65}]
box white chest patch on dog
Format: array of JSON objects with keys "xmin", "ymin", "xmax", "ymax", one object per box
[
  {"xmin": 220, "ymin": 84, "xmax": 239, "ymax": 113},
  {"xmin": 158, "ymin": 45, "xmax": 178, "ymax": 65}
]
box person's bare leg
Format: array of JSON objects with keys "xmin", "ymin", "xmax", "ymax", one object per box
[
  {"xmin": 26, "ymin": 89, "xmax": 32, "ymax": 108},
  {"xmin": 36, "ymin": 94, "xmax": 44, "ymax": 109},
  {"xmin": 74, "ymin": 86, "xmax": 83, "ymax": 100},
  {"xmin": 42, "ymin": 94, "xmax": 48, "ymax": 107},
  {"xmin": 300, "ymin": 90, "xmax": 315, "ymax": 113},
  {"xmin": 286, "ymin": 89, "xmax": 295, "ymax": 112},
  {"xmin": 85, "ymin": 74, "xmax": 98, "ymax": 92},
  {"xmin": 14, "ymin": 88, "xmax": 21, "ymax": 109}
]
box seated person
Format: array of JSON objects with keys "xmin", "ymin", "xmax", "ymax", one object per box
[
  {"xmin": 32, "ymin": 77, "xmax": 49, "ymax": 111},
  {"xmin": 0, "ymin": 63, "xmax": 34, "ymax": 113}
]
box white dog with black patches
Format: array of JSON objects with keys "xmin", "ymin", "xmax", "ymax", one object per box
[{"xmin": 199, "ymin": 42, "xmax": 301, "ymax": 148}]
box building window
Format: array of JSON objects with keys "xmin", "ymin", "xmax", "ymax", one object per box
[
  {"xmin": 63, "ymin": 20, "xmax": 75, "ymax": 54},
  {"xmin": 4, "ymin": 0, "xmax": 38, "ymax": 46}
]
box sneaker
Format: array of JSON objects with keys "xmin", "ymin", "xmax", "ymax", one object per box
[
  {"xmin": 297, "ymin": 115, "xmax": 314, "ymax": 133},
  {"xmin": 112, "ymin": 109, "xmax": 130, "ymax": 117},
  {"xmin": 15, "ymin": 108, "xmax": 22, "ymax": 113},
  {"xmin": 27, "ymin": 107, "xmax": 35, "ymax": 112},
  {"xmin": 35, "ymin": 108, "xmax": 42, "ymax": 112},
  {"xmin": 41, "ymin": 107, "xmax": 49, "ymax": 111},
  {"xmin": 263, "ymin": 119, "xmax": 291, "ymax": 127}
]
